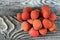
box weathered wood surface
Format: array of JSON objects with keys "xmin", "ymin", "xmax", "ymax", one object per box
[{"xmin": 0, "ymin": 0, "xmax": 60, "ymax": 40}]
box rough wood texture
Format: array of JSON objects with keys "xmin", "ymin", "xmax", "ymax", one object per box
[{"xmin": 0, "ymin": 0, "xmax": 60, "ymax": 40}]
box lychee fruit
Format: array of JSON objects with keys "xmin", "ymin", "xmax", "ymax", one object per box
[
  {"xmin": 48, "ymin": 23, "xmax": 56, "ymax": 32},
  {"xmin": 23, "ymin": 7, "xmax": 32, "ymax": 13},
  {"xmin": 34, "ymin": 9, "xmax": 40, "ymax": 13},
  {"xmin": 49, "ymin": 12, "xmax": 56, "ymax": 21},
  {"xmin": 31, "ymin": 10, "xmax": 39, "ymax": 19},
  {"xmin": 21, "ymin": 21, "xmax": 31, "ymax": 31},
  {"xmin": 16, "ymin": 12, "xmax": 22, "ymax": 21},
  {"xmin": 33, "ymin": 19, "xmax": 42, "ymax": 30},
  {"xmin": 27, "ymin": 19, "xmax": 34, "ymax": 24},
  {"xmin": 41, "ymin": 5, "xmax": 50, "ymax": 18},
  {"xmin": 39, "ymin": 28, "xmax": 47, "ymax": 35},
  {"xmin": 29, "ymin": 28, "xmax": 39, "ymax": 37},
  {"xmin": 42, "ymin": 19, "xmax": 52, "ymax": 28},
  {"xmin": 22, "ymin": 12, "xmax": 30, "ymax": 20}
]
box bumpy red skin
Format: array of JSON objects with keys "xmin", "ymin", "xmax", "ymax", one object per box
[
  {"xmin": 49, "ymin": 12, "xmax": 56, "ymax": 21},
  {"xmin": 21, "ymin": 21, "xmax": 31, "ymax": 31},
  {"xmin": 23, "ymin": 7, "xmax": 32, "ymax": 13},
  {"xmin": 22, "ymin": 12, "xmax": 30, "ymax": 20},
  {"xmin": 31, "ymin": 10, "xmax": 40, "ymax": 19},
  {"xmin": 42, "ymin": 19, "xmax": 52, "ymax": 29},
  {"xmin": 34, "ymin": 9, "xmax": 40, "ymax": 13},
  {"xmin": 27, "ymin": 19, "xmax": 33, "ymax": 24},
  {"xmin": 42, "ymin": 5, "xmax": 50, "ymax": 18},
  {"xmin": 16, "ymin": 13, "xmax": 22, "ymax": 21},
  {"xmin": 48, "ymin": 23, "xmax": 56, "ymax": 32},
  {"xmin": 39, "ymin": 29, "xmax": 47, "ymax": 35},
  {"xmin": 29, "ymin": 28, "xmax": 39, "ymax": 37},
  {"xmin": 33, "ymin": 19, "xmax": 42, "ymax": 30}
]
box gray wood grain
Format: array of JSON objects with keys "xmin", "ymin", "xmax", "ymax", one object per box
[{"xmin": 0, "ymin": 0, "xmax": 60, "ymax": 40}]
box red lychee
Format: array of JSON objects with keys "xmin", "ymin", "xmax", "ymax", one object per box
[
  {"xmin": 33, "ymin": 19, "xmax": 42, "ymax": 30},
  {"xmin": 21, "ymin": 21, "xmax": 31, "ymax": 31},
  {"xmin": 29, "ymin": 28, "xmax": 39, "ymax": 37}
]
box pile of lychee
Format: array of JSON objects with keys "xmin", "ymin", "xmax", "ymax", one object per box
[{"xmin": 16, "ymin": 5, "xmax": 56, "ymax": 37}]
